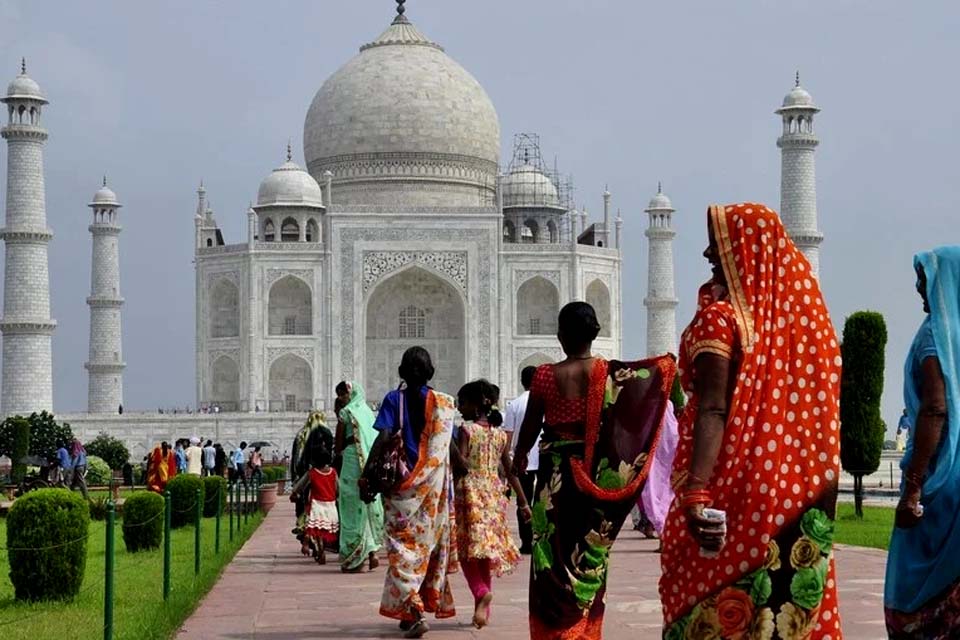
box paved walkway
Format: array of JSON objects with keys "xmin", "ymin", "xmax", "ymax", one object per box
[{"xmin": 178, "ymin": 500, "xmax": 887, "ymax": 639}]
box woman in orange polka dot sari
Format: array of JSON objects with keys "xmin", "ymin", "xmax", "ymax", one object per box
[{"xmin": 660, "ymin": 203, "xmax": 843, "ymax": 639}]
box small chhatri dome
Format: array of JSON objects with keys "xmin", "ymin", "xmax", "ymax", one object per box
[
  {"xmin": 501, "ymin": 164, "xmax": 561, "ymax": 209},
  {"xmin": 256, "ymin": 148, "xmax": 324, "ymax": 209},
  {"xmin": 646, "ymin": 183, "xmax": 674, "ymax": 211},
  {"xmin": 90, "ymin": 177, "xmax": 120, "ymax": 207},
  {"xmin": 4, "ymin": 58, "xmax": 47, "ymax": 103},
  {"xmin": 781, "ymin": 72, "xmax": 815, "ymax": 108}
]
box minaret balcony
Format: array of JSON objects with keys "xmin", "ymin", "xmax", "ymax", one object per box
[
  {"xmin": 0, "ymin": 227, "xmax": 53, "ymax": 242},
  {"xmin": 85, "ymin": 362, "xmax": 126, "ymax": 373},
  {"xmin": 86, "ymin": 296, "xmax": 125, "ymax": 307},
  {"xmin": 790, "ymin": 231, "xmax": 824, "ymax": 246},
  {"xmin": 0, "ymin": 319, "xmax": 57, "ymax": 335},
  {"xmin": 643, "ymin": 297, "xmax": 679, "ymax": 309},
  {"xmin": 645, "ymin": 228, "xmax": 676, "ymax": 240},
  {"xmin": 89, "ymin": 223, "xmax": 122, "ymax": 234},
  {"xmin": 777, "ymin": 134, "xmax": 819, "ymax": 148},
  {"xmin": 1, "ymin": 126, "xmax": 47, "ymax": 141}
]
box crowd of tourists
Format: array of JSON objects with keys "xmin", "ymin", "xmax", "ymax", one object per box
[
  {"xmin": 143, "ymin": 436, "xmax": 269, "ymax": 494},
  {"xmin": 274, "ymin": 202, "xmax": 960, "ymax": 639}
]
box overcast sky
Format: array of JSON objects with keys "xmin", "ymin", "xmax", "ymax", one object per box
[{"xmin": 0, "ymin": 1, "xmax": 957, "ymax": 432}]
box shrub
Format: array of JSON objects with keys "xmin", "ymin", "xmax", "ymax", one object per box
[
  {"xmin": 0, "ymin": 411, "xmax": 73, "ymax": 462},
  {"xmin": 166, "ymin": 474, "xmax": 205, "ymax": 528},
  {"xmin": 263, "ymin": 466, "xmax": 283, "ymax": 482},
  {"xmin": 7, "ymin": 488, "xmax": 89, "ymax": 601},
  {"xmin": 85, "ymin": 455, "xmax": 112, "ymax": 486},
  {"xmin": 122, "ymin": 491, "xmax": 164, "ymax": 551},
  {"xmin": 9, "ymin": 416, "xmax": 30, "ymax": 484},
  {"xmin": 840, "ymin": 311, "xmax": 888, "ymax": 518},
  {"xmin": 202, "ymin": 476, "xmax": 227, "ymax": 517},
  {"xmin": 88, "ymin": 495, "xmax": 111, "ymax": 521},
  {"xmin": 85, "ymin": 432, "xmax": 130, "ymax": 470}
]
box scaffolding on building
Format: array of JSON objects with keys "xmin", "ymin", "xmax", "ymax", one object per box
[{"xmin": 501, "ymin": 133, "xmax": 576, "ymax": 244}]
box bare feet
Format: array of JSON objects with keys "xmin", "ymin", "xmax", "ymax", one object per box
[
  {"xmin": 300, "ymin": 541, "xmax": 311, "ymax": 557},
  {"xmin": 368, "ymin": 552, "xmax": 380, "ymax": 571},
  {"xmin": 472, "ymin": 592, "xmax": 493, "ymax": 629}
]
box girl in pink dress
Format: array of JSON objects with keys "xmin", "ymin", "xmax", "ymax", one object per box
[{"xmin": 453, "ymin": 380, "xmax": 528, "ymax": 629}]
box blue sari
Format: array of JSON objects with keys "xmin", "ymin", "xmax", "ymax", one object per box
[{"xmin": 886, "ymin": 246, "xmax": 960, "ymax": 616}]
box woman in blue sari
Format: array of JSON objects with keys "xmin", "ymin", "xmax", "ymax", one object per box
[{"xmin": 886, "ymin": 246, "xmax": 960, "ymax": 638}]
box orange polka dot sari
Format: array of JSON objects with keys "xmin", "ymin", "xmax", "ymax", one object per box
[{"xmin": 660, "ymin": 204, "xmax": 843, "ymax": 639}]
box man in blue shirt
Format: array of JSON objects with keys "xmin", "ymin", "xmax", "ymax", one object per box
[
  {"xmin": 56, "ymin": 442, "xmax": 72, "ymax": 486},
  {"xmin": 174, "ymin": 440, "xmax": 187, "ymax": 473},
  {"xmin": 231, "ymin": 442, "xmax": 248, "ymax": 486}
]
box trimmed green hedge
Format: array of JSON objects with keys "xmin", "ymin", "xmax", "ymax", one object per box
[
  {"xmin": 263, "ymin": 466, "xmax": 284, "ymax": 482},
  {"xmin": 86, "ymin": 455, "xmax": 112, "ymax": 485},
  {"xmin": 202, "ymin": 476, "xmax": 227, "ymax": 517},
  {"xmin": 7, "ymin": 488, "xmax": 89, "ymax": 601},
  {"xmin": 166, "ymin": 474, "xmax": 205, "ymax": 528},
  {"xmin": 122, "ymin": 491, "xmax": 165, "ymax": 552}
]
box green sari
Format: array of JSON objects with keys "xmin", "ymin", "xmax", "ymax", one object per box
[{"xmin": 338, "ymin": 382, "xmax": 385, "ymax": 570}]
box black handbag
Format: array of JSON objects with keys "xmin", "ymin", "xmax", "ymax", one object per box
[{"xmin": 359, "ymin": 388, "xmax": 410, "ymax": 503}]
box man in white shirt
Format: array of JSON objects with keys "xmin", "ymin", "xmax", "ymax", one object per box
[
  {"xmin": 186, "ymin": 437, "xmax": 204, "ymax": 476},
  {"xmin": 504, "ymin": 366, "xmax": 541, "ymax": 554}
]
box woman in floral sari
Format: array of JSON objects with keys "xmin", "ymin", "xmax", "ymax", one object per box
[
  {"xmin": 335, "ymin": 380, "xmax": 385, "ymax": 573},
  {"xmin": 660, "ymin": 203, "xmax": 842, "ymax": 639},
  {"xmin": 511, "ymin": 301, "xmax": 675, "ymax": 639},
  {"xmin": 372, "ymin": 346, "xmax": 458, "ymax": 639},
  {"xmin": 885, "ymin": 246, "xmax": 960, "ymax": 638}
]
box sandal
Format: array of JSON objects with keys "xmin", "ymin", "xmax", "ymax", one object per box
[
  {"xmin": 472, "ymin": 592, "xmax": 493, "ymax": 629},
  {"xmin": 403, "ymin": 620, "xmax": 429, "ymax": 638}
]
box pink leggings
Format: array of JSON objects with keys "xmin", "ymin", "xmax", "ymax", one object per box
[{"xmin": 461, "ymin": 558, "xmax": 492, "ymax": 601}]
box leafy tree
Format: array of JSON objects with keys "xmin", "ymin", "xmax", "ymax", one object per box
[
  {"xmin": 839, "ymin": 311, "xmax": 887, "ymax": 518},
  {"xmin": 84, "ymin": 432, "xmax": 130, "ymax": 470},
  {"xmin": 0, "ymin": 412, "xmax": 74, "ymax": 463},
  {"xmin": 9, "ymin": 417, "xmax": 30, "ymax": 483}
]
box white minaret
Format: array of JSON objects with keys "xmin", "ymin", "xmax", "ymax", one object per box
[
  {"xmin": 644, "ymin": 184, "xmax": 678, "ymax": 356},
  {"xmin": 85, "ymin": 178, "xmax": 125, "ymax": 413},
  {"xmin": 777, "ymin": 72, "xmax": 822, "ymax": 276},
  {"xmin": 1, "ymin": 60, "xmax": 56, "ymax": 416}
]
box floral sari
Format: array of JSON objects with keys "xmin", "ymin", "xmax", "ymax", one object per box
[
  {"xmin": 529, "ymin": 356, "xmax": 675, "ymax": 639},
  {"xmin": 660, "ymin": 203, "xmax": 842, "ymax": 640},
  {"xmin": 379, "ymin": 389, "xmax": 459, "ymax": 623},
  {"xmin": 337, "ymin": 382, "xmax": 385, "ymax": 571}
]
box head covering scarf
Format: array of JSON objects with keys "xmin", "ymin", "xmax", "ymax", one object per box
[
  {"xmin": 886, "ymin": 245, "xmax": 960, "ymax": 612},
  {"xmin": 661, "ymin": 203, "xmax": 842, "ymax": 631},
  {"xmin": 338, "ymin": 381, "xmax": 378, "ymax": 460}
]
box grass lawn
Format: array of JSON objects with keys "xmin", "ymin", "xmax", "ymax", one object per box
[
  {"xmin": 0, "ymin": 506, "xmax": 264, "ymax": 639},
  {"xmin": 834, "ymin": 503, "xmax": 894, "ymax": 550}
]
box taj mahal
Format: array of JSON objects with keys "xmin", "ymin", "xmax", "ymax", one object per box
[{"xmin": 0, "ymin": 3, "xmax": 823, "ymax": 454}]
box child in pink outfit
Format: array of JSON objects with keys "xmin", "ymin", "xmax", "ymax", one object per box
[{"xmin": 453, "ymin": 379, "xmax": 530, "ymax": 629}]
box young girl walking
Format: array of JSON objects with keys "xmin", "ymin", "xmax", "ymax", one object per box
[
  {"xmin": 290, "ymin": 447, "xmax": 339, "ymax": 564},
  {"xmin": 454, "ymin": 379, "xmax": 529, "ymax": 629}
]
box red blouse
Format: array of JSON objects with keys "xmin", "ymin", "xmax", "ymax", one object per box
[{"xmin": 531, "ymin": 364, "xmax": 586, "ymax": 429}]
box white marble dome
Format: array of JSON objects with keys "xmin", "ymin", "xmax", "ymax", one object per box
[
  {"xmin": 646, "ymin": 191, "xmax": 673, "ymax": 211},
  {"xmin": 5, "ymin": 72, "xmax": 45, "ymax": 102},
  {"xmin": 782, "ymin": 85, "xmax": 814, "ymax": 108},
  {"xmin": 256, "ymin": 160, "xmax": 324, "ymax": 209},
  {"xmin": 501, "ymin": 164, "xmax": 561, "ymax": 209},
  {"xmin": 303, "ymin": 14, "xmax": 500, "ymax": 207},
  {"xmin": 91, "ymin": 184, "xmax": 119, "ymax": 206}
]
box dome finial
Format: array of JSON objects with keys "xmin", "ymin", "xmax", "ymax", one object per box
[
  {"xmin": 393, "ymin": 0, "xmax": 409, "ymax": 24},
  {"xmin": 102, "ymin": 175, "xmax": 107, "ymax": 187},
  {"xmin": 795, "ymin": 70, "xmax": 800, "ymax": 87},
  {"xmin": 20, "ymin": 57, "xmax": 26, "ymax": 75},
  {"xmin": 286, "ymin": 139, "xmax": 292, "ymax": 162},
  {"xmin": 657, "ymin": 181, "xmax": 662, "ymax": 194}
]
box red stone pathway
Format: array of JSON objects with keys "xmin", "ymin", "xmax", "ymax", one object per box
[{"xmin": 178, "ymin": 500, "xmax": 887, "ymax": 639}]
